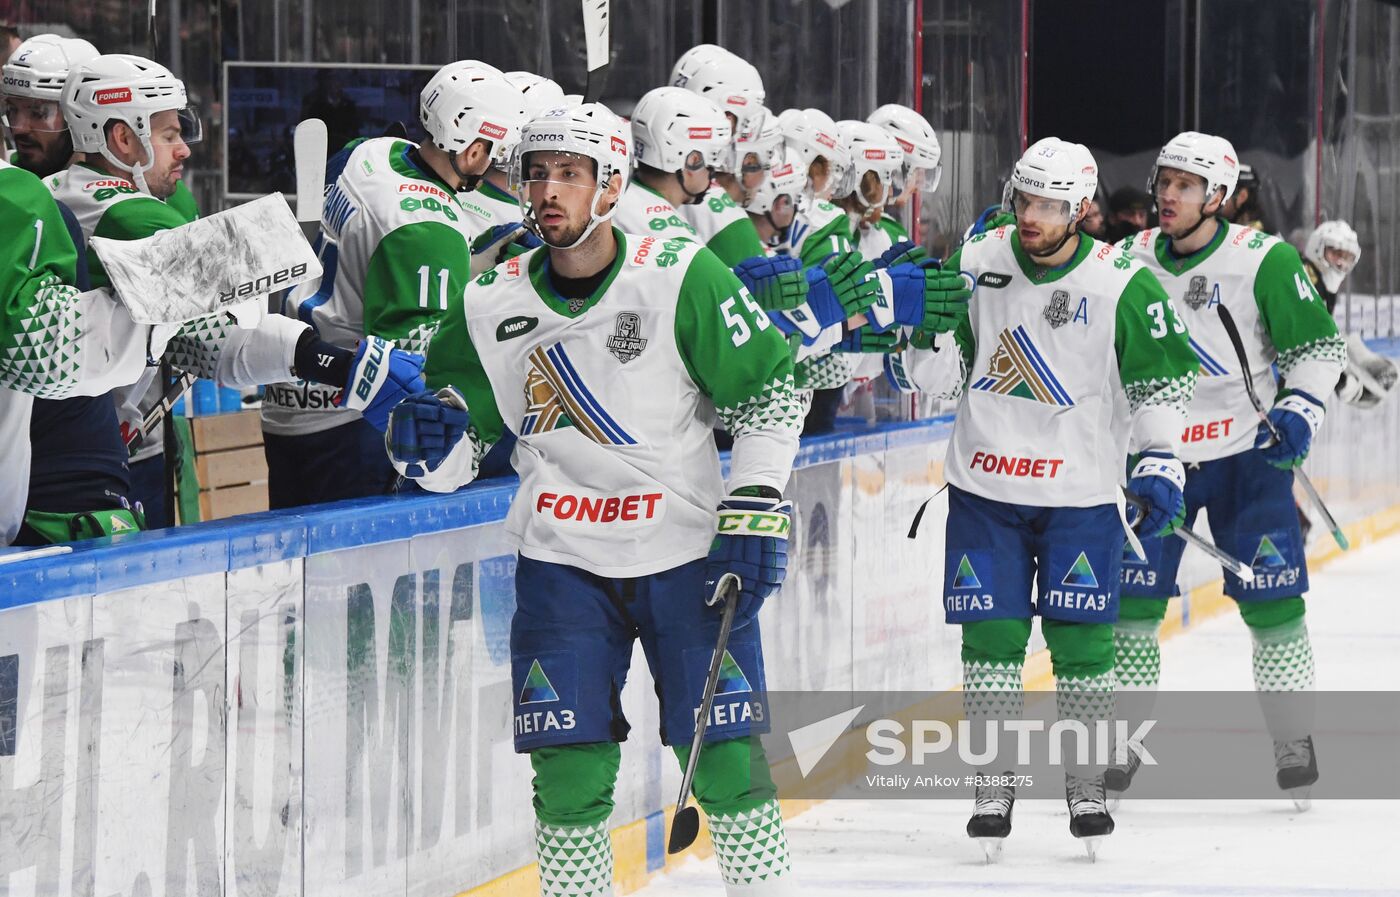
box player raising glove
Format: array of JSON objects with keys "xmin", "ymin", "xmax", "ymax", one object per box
[
  {"xmin": 386, "ymin": 388, "xmax": 471, "ymax": 479},
  {"xmin": 731, "ymin": 254, "xmax": 808, "ymax": 314},
  {"xmin": 326, "ymin": 336, "xmax": 426, "ymax": 431},
  {"xmin": 705, "ymin": 487, "xmax": 793, "ymax": 629},
  {"xmin": 1126, "ymin": 451, "xmax": 1187, "ymax": 537},
  {"xmin": 875, "ymin": 239, "xmax": 930, "ymax": 269},
  {"xmin": 469, "ymin": 221, "xmax": 543, "ymax": 277},
  {"xmin": 1255, "ymin": 390, "xmax": 1325, "ymax": 470}
]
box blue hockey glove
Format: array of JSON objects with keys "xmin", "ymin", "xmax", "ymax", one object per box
[
  {"xmin": 875, "ymin": 239, "xmax": 930, "ymax": 270},
  {"xmin": 820, "ymin": 251, "xmax": 882, "ymax": 317},
  {"xmin": 470, "ymin": 222, "xmax": 542, "ymax": 276},
  {"xmin": 1126, "ymin": 451, "xmax": 1187, "ymax": 537},
  {"xmin": 705, "ymin": 490, "xmax": 793, "ymax": 630},
  {"xmin": 1255, "ymin": 390, "xmax": 1324, "ymax": 469},
  {"xmin": 770, "ymin": 265, "xmax": 849, "ymax": 344},
  {"xmin": 387, "ymin": 388, "xmax": 470, "ymax": 478},
  {"xmin": 336, "ymin": 336, "xmax": 426, "ymax": 431},
  {"xmin": 885, "ymin": 262, "xmax": 973, "ymax": 332},
  {"xmin": 733, "ymin": 254, "xmax": 808, "ymax": 312}
]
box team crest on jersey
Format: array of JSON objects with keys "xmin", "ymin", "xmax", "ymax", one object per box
[
  {"xmin": 605, "ymin": 312, "xmax": 647, "ymax": 363},
  {"xmin": 519, "ymin": 659, "xmax": 560, "ymax": 704},
  {"xmin": 1043, "ymin": 289, "xmax": 1072, "ymax": 328},
  {"xmin": 971, "ymin": 326, "xmax": 1075, "ymax": 406},
  {"xmin": 520, "ymin": 342, "xmax": 638, "ymax": 445},
  {"xmin": 1184, "ymin": 275, "xmax": 1212, "ymax": 310}
]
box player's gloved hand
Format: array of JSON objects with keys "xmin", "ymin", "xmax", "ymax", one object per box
[
  {"xmin": 469, "ymin": 222, "xmax": 542, "ymax": 276},
  {"xmin": 885, "ymin": 262, "xmax": 973, "ymax": 332},
  {"xmin": 1255, "ymin": 390, "xmax": 1325, "ymax": 469},
  {"xmin": 705, "ymin": 488, "xmax": 793, "ymax": 629},
  {"xmin": 733, "ymin": 254, "xmax": 807, "ymax": 312},
  {"xmin": 837, "ymin": 321, "xmax": 903, "ymax": 354},
  {"xmin": 875, "ymin": 239, "xmax": 930, "ymax": 270},
  {"xmin": 1126, "ymin": 451, "xmax": 1187, "ymax": 537},
  {"xmin": 387, "ymin": 387, "xmax": 470, "ymax": 478},
  {"xmin": 819, "ymin": 251, "xmax": 882, "ymax": 317},
  {"xmin": 769, "ymin": 265, "xmax": 849, "ymax": 344},
  {"xmin": 334, "ymin": 336, "xmax": 426, "ymax": 431}
]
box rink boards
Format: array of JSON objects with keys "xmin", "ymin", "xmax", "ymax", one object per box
[{"xmin": 2, "ymin": 343, "xmax": 1399, "ymax": 897}]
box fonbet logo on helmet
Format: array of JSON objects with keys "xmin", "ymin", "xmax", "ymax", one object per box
[
  {"xmin": 478, "ymin": 121, "xmax": 508, "ymax": 140},
  {"xmin": 688, "ymin": 126, "xmax": 713, "ymax": 140},
  {"xmin": 864, "ymin": 148, "xmax": 887, "ymax": 160},
  {"xmin": 94, "ymin": 87, "xmax": 132, "ymax": 105},
  {"xmin": 610, "ymin": 135, "xmax": 627, "ymax": 155},
  {"xmin": 816, "ymin": 132, "xmax": 837, "ymax": 149}
]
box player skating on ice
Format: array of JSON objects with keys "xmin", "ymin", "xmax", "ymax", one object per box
[
  {"xmin": 387, "ymin": 104, "xmax": 802, "ymax": 896},
  {"xmin": 1110, "ymin": 132, "xmax": 1347, "ymax": 810},
  {"xmin": 261, "ymin": 61, "xmax": 525, "ymax": 507},
  {"xmin": 886, "ymin": 137, "xmax": 1198, "ymax": 859}
]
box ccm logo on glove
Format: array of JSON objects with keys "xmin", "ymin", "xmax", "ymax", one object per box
[{"xmin": 534, "ymin": 489, "xmax": 666, "ymax": 527}]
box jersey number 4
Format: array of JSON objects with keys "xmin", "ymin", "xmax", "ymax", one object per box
[
  {"xmin": 721, "ymin": 289, "xmax": 772, "ymax": 347},
  {"xmin": 418, "ymin": 265, "xmax": 450, "ymax": 311}
]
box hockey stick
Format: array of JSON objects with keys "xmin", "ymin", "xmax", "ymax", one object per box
[
  {"xmin": 581, "ymin": 0, "xmax": 611, "ymax": 103},
  {"xmin": 1216, "ymin": 305, "xmax": 1349, "ymax": 550},
  {"xmin": 1123, "ymin": 490, "xmax": 1255, "ymax": 583},
  {"xmin": 293, "ymin": 118, "xmax": 328, "ymax": 239},
  {"xmin": 668, "ymin": 572, "xmax": 739, "ymax": 855}
]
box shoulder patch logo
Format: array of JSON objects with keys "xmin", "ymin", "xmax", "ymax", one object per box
[
  {"xmin": 605, "ymin": 312, "xmax": 647, "ymax": 363},
  {"xmin": 971, "ymin": 326, "xmax": 1075, "ymax": 406},
  {"xmin": 1043, "ymin": 289, "xmax": 1072, "ymax": 328},
  {"xmin": 977, "ymin": 272, "xmax": 1013, "ymax": 288},
  {"xmin": 496, "ymin": 315, "xmax": 538, "ymax": 341},
  {"xmin": 519, "ymin": 659, "xmax": 559, "ymax": 704}
]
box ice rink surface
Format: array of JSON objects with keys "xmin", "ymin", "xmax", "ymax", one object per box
[{"xmin": 639, "ymin": 533, "xmax": 1400, "ymax": 896}]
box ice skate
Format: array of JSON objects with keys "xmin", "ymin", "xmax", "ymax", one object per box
[
  {"xmin": 1067, "ymin": 773, "xmax": 1115, "ymax": 860},
  {"xmin": 1103, "ymin": 740, "xmax": 1144, "ymax": 811},
  {"xmin": 1275, "ymin": 735, "xmax": 1319, "ymax": 811},
  {"xmin": 965, "ymin": 778, "xmax": 1014, "ymax": 863}
]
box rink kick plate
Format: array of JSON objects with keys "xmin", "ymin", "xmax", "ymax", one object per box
[{"xmin": 91, "ymin": 192, "xmax": 321, "ymax": 325}]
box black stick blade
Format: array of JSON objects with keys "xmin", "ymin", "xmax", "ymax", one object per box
[{"xmin": 667, "ymin": 806, "xmax": 700, "ymax": 855}]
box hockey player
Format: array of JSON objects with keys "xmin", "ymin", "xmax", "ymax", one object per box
[
  {"xmin": 776, "ymin": 107, "xmax": 848, "ymax": 203},
  {"xmin": 615, "ymin": 85, "xmax": 730, "ymax": 242},
  {"xmin": 261, "ymin": 61, "xmax": 526, "ymax": 508},
  {"xmin": 866, "ymin": 103, "xmax": 943, "ymax": 245},
  {"xmin": 1300, "ymin": 220, "xmax": 1396, "ymax": 408},
  {"xmin": 45, "ymin": 53, "xmax": 423, "ymax": 523},
  {"xmin": 670, "ymin": 44, "xmax": 771, "ymax": 265},
  {"xmin": 831, "ymin": 119, "xmax": 906, "ymax": 261},
  {"xmin": 886, "ymin": 137, "xmax": 1198, "ymax": 857},
  {"xmin": 387, "ymin": 104, "xmax": 801, "ymax": 896},
  {"xmin": 1109, "ymin": 132, "xmax": 1346, "ymax": 810}
]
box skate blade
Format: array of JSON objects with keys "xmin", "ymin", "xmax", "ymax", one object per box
[
  {"xmin": 1289, "ymin": 787, "xmax": 1313, "ymax": 812},
  {"xmin": 976, "ymin": 838, "xmax": 1005, "ymax": 864},
  {"xmin": 1080, "ymin": 835, "xmax": 1104, "ymax": 862},
  {"xmin": 1106, "ymin": 795, "xmax": 1121, "ymax": 813}
]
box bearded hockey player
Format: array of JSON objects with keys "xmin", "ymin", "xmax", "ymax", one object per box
[
  {"xmin": 387, "ymin": 104, "xmax": 801, "ymax": 895},
  {"xmin": 43, "ymin": 54, "xmax": 422, "ymax": 524},
  {"xmin": 1300, "ymin": 220, "xmax": 1397, "ymax": 408},
  {"xmin": 1110, "ymin": 133, "xmax": 1347, "ymax": 810},
  {"xmin": 885, "ymin": 137, "xmax": 1198, "ymax": 859},
  {"xmin": 261, "ymin": 61, "xmax": 526, "ymax": 507}
]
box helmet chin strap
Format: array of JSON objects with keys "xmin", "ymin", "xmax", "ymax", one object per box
[
  {"xmin": 1027, "ymin": 211, "xmax": 1082, "ymax": 263},
  {"xmin": 1169, "ymin": 204, "xmax": 1216, "ymax": 244},
  {"xmin": 451, "ymin": 152, "xmax": 485, "ymax": 193},
  {"xmin": 525, "ymin": 173, "xmax": 618, "ymax": 250},
  {"xmin": 99, "ymin": 138, "xmax": 156, "ymax": 196},
  {"xmin": 676, "ymin": 171, "xmax": 709, "ymax": 205}
]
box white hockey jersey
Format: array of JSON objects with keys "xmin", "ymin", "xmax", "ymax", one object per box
[
  {"xmin": 613, "ymin": 181, "xmax": 702, "ymax": 243},
  {"xmin": 1122, "ymin": 222, "xmax": 1346, "ymax": 462},
  {"xmin": 399, "ymin": 231, "xmax": 803, "ymax": 577}
]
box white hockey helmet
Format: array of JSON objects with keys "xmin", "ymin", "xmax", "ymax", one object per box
[
  {"xmin": 1304, "ymin": 220, "xmax": 1361, "ymax": 293},
  {"xmin": 670, "ymin": 44, "xmax": 765, "ymax": 134},
  {"xmin": 778, "ymin": 107, "xmax": 849, "ymax": 199},
  {"xmin": 1150, "ymin": 130, "xmax": 1239, "ymax": 205},
  {"xmin": 419, "ymin": 61, "xmax": 527, "ymax": 168},
  {"xmin": 510, "ymin": 102, "xmax": 630, "ymax": 249},
  {"xmin": 727, "ymin": 103, "xmax": 783, "ymax": 177},
  {"xmin": 867, "ymin": 102, "xmax": 943, "ymax": 197},
  {"xmin": 503, "ymin": 71, "xmax": 569, "ymax": 117},
  {"xmin": 834, "ymin": 119, "xmax": 905, "ymax": 209},
  {"xmin": 630, "ymin": 85, "xmax": 731, "ymax": 175},
  {"xmin": 3, "ymin": 34, "xmax": 100, "ymax": 102},
  {"xmin": 61, "ymin": 54, "xmax": 202, "ymax": 194},
  {"xmin": 1002, "ymin": 136, "xmax": 1098, "ymax": 224},
  {"xmin": 743, "ymin": 143, "xmax": 805, "ymax": 226}
]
